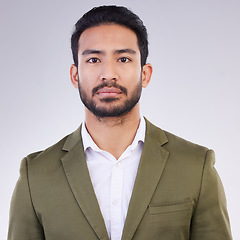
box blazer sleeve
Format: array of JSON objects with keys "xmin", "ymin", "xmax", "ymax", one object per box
[
  {"xmin": 8, "ymin": 157, "xmax": 45, "ymax": 240},
  {"xmin": 190, "ymin": 150, "xmax": 232, "ymax": 240}
]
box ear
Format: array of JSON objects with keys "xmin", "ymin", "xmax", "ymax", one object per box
[
  {"xmin": 141, "ymin": 63, "xmax": 153, "ymax": 88},
  {"xmin": 70, "ymin": 64, "xmax": 79, "ymax": 88}
]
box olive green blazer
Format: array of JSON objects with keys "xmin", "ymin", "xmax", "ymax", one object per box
[{"xmin": 8, "ymin": 119, "xmax": 232, "ymax": 240}]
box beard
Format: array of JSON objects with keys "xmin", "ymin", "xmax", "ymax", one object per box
[{"xmin": 78, "ymin": 80, "xmax": 142, "ymax": 118}]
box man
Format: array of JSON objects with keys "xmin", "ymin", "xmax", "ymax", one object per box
[{"xmin": 8, "ymin": 5, "xmax": 232, "ymax": 240}]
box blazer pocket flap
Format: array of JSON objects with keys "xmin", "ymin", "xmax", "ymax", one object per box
[{"xmin": 149, "ymin": 201, "xmax": 193, "ymax": 215}]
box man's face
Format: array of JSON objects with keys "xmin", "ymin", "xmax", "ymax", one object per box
[{"xmin": 71, "ymin": 24, "xmax": 149, "ymax": 118}]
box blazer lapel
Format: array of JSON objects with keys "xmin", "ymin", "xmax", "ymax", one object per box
[
  {"xmin": 121, "ymin": 119, "xmax": 169, "ymax": 240},
  {"xmin": 61, "ymin": 126, "xmax": 109, "ymax": 240}
]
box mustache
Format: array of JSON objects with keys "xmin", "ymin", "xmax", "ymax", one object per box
[{"xmin": 92, "ymin": 82, "xmax": 128, "ymax": 96}]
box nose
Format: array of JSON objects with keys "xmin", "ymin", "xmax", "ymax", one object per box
[{"xmin": 100, "ymin": 61, "xmax": 118, "ymax": 82}]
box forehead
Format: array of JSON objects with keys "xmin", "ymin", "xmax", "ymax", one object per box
[{"xmin": 78, "ymin": 24, "xmax": 139, "ymax": 52}]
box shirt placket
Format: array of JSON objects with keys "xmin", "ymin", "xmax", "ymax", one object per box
[{"xmin": 110, "ymin": 161, "xmax": 123, "ymax": 240}]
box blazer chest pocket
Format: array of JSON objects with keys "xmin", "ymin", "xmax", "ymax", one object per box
[{"xmin": 148, "ymin": 200, "xmax": 193, "ymax": 229}]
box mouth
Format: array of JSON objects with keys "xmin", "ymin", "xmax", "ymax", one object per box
[
  {"xmin": 96, "ymin": 87, "xmax": 123, "ymax": 97},
  {"xmin": 92, "ymin": 83, "xmax": 128, "ymax": 97}
]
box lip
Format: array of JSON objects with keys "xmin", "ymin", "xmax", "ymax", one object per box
[{"xmin": 97, "ymin": 87, "xmax": 122, "ymax": 96}]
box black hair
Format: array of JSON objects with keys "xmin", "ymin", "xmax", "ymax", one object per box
[{"xmin": 71, "ymin": 5, "xmax": 148, "ymax": 67}]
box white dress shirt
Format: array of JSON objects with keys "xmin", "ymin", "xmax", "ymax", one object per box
[{"xmin": 81, "ymin": 117, "xmax": 145, "ymax": 240}]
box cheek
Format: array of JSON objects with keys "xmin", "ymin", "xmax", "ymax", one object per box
[
  {"xmin": 129, "ymin": 69, "xmax": 142, "ymax": 85},
  {"xmin": 79, "ymin": 64, "xmax": 100, "ymax": 84},
  {"xmin": 122, "ymin": 66, "xmax": 141, "ymax": 82},
  {"xmin": 78, "ymin": 76, "xmax": 91, "ymax": 94},
  {"xmin": 78, "ymin": 69, "xmax": 95, "ymax": 89}
]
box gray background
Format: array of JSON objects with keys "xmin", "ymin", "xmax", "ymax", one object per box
[{"xmin": 1, "ymin": 0, "xmax": 239, "ymax": 239}]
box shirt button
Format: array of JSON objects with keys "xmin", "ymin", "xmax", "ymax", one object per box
[
  {"xmin": 112, "ymin": 200, "xmax": 119, "ymax": 205},
  {"xmin": 116, "ymin": 162, "xmax": 121, "ymax": 168}
]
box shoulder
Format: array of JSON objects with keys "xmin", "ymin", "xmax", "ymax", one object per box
[
  {"xmin": 145, "ymin": 118, "xmax": 210, "ymax": 163},
  {"xmin": 145, "ymin": 118, "xmax": 208, "ymax": 148},
  {"xmin": 25, "ymin": 135, "xmax": 69, "ymax": 163},
  {"xmin": 25, "ymin": 126, "xmax": 82, "ymax": 167},
  {"xmin": 164, "ymin": 129, "xmax": 208, "ymax": 154}
]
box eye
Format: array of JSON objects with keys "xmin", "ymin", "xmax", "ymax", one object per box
[
  {"xmin": 118, "ymin": 57, "xmax": 131, "ymax": 63},
  {"xmin": 87, "ymin": 58, "xmax": 101, "ymax": 63}
]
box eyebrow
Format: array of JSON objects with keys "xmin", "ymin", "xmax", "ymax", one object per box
[
  {"xmin": 114, "ymin": 49, "xmax": 136, "ymax": 55},
  {"xmin": 81, "ymin": 48, "xmax": 136, "ymax": 56},
  {"xmin": 82, "ymin": 49, "xmax": 104, "ymax": 55}
]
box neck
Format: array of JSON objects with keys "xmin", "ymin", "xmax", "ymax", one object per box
[{"xmin": 84, "ymin": 104, "xmax": 141, "ymax": 159}]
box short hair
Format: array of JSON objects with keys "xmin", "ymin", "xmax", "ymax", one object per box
[{"xmin": 71, "ymin": 5, "xmax": 149, "ymax": 67}]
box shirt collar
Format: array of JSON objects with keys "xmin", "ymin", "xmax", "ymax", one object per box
[{"xmin": 81, "ymin": 116, "xmax": 146, "ymax": 153}]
